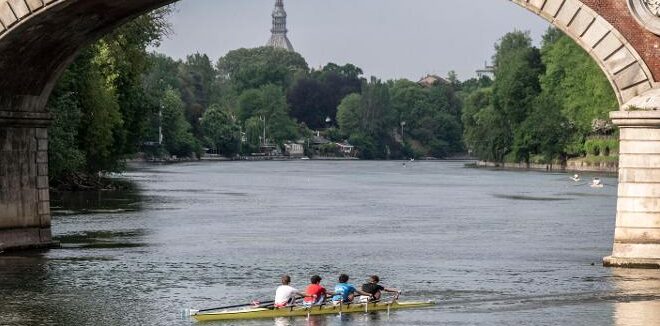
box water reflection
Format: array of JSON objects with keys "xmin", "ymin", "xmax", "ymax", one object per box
[
  {"xmin": 54, "ymin": 229, "xmax": 148, "ymax": 249},
  {"xmin": 50, "ymin": 190, "xmax": 142, "ymax": 215},
  {"xmin": 612, "ymin": 269, "xmax": 660, "ymax": 326},
  {"xmin": 0, "ymin": 253, "xmax": 72, "ymax": 325}
]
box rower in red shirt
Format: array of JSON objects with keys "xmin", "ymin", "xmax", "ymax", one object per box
[{"xmin": 303, "ymin": 275, "xmax": 333, "ymax": 306}]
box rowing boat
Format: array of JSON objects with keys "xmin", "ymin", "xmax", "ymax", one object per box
[{"xmin": 192, "ymin": 300, "xmax": 435, "ymax": 322}]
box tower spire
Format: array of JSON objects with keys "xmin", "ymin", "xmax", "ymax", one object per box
[{"xmin": 267, "ymin": 0, "xmax": 294, "ymax": 51}]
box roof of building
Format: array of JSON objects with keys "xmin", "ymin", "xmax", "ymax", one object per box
[{"xmin": 418, "ymin": 75, "xmax": 448, "ymax": 88}]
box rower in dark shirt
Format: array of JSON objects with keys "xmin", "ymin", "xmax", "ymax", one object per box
[{"xmin": 360, "ymin": 275, "xmax": 400, "ymax": 301}]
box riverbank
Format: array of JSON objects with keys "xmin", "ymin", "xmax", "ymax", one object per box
[{"xmin": 472, "ymin": 160, "xmax": 617, "ymax": 174}]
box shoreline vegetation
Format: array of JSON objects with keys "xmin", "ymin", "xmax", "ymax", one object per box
[
  {"xmin": 47, "ymin": 9, "xmax": 619, "ymax": 192},
  {"xmin": 469, "ymin": 160, "xmax": 617, "ymax": 174}
]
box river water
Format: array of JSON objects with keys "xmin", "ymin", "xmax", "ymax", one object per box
[{"xmin": 1, "ymin": 161, "xmax": 659, "ymax": 326}]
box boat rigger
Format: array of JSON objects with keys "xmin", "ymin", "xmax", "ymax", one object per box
[{"xmin": 190, "ymin": 300, "xmax": 436, "ymax": 322}]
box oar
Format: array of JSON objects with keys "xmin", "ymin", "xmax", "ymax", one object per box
[{"xmin": 184, "ymin": 300, "xmax": 275, "ymax": 316}]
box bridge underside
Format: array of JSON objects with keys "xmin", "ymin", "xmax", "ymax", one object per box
[{"xmin": 0, "ymin": 0, "xmax": 659, "ymax": 267}]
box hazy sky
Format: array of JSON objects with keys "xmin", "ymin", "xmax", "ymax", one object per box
[{"xmin": 156, "ymin": 0, "xmax": 550, "ymax": 81}]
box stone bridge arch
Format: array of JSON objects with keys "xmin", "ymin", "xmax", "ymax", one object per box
[{"xmin": 0, "ymin": 0, "xmax": 658, "ymax": 268}]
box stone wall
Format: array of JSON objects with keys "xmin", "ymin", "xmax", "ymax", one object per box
[{"xmin": 0, "ymin": 125, "xmax": 51, "ymax": 250}]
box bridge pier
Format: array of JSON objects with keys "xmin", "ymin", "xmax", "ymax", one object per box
[
  {"xmin": 604, "ymin": 109, "xmax": 660, "ymax": 269},
  {"xmin": 0, "ymin": 111, "xmax": 53, "ymax": 251}
]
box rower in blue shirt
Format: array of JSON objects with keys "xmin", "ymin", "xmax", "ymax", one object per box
[{"xmin": 332, "ymin": 274, "xmax": 372, "ymax": 303}]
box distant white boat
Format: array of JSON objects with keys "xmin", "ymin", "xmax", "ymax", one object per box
[{"xmin": 300, "ymin": 157, "xmax": 310, "ymax": 160}]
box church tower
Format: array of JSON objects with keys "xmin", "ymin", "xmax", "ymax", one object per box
[{"xmin": 266, "ymin": 0, "xmax": 294, "ymax": 51}]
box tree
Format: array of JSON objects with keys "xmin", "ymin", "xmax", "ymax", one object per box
[
  {"xmin": 288, "ymin": 63, "xmax": 363, "ymax": 129},
  {"xmin": 337, "ymin": 93, "xmax": 362, "ymax": 136},
  {"xmin": 492, "ymin": 30, "xmax": 544, "ymax": 130},
  {"xmin": 48, "ymin": 84, "xmax": 85, "ymax": 182},
  {"xmin": 512, "ymin": 94, "xmax": 571, "ymax": 163},
  {"xmin": 73, "ymin": 49, "xmax": 125, "ymax": 173},
  {"xmin": 217, "ymin": 47, "xmax": 309, "ymax": 93},
  {"xmin": 539, "ymin": 28, "xmax": 617, "ymax": 156},
  {"xmin": 178, "ymin": 53, "xmax": 217, "ymax": 138},
  {"xmin": 237, "ymin": 84, "xmax": 299, "ymax": 144},
  {"xmin": 161, "ymin": 88, "xmax": 199, "ymax": 157},
  {"xmin": 95, "ymin": 7, "xmax": 173, "ymax": 155},
  {"xmin": 462, "ymin": 87, "xmax": 510, "ymax": 161},
  {"xmin": 287, "ymin": 77, "xmax": 331, "ymax": 128},
  {"xmin": 201, "ymin": 104, "xmax": 240, "ymax": 156},
  {"xmin": 47, "ymin": 8, "xmax": 173, "ymax": 186}
]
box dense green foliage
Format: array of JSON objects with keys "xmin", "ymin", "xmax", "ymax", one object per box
[
  {"xmin": 47, "ymin": 8, "xmax": 618, "ymax": 188},
  {"xmin": 462, "ymin": 28, "xmax": 618, "ymax": 163},
  {"xmin": 287, "ymin": 63, "xmax": 363, "ymax": 129},
  {"xmin": 48, "ymin": 8, "xmax": 172, "ymax": 185}
]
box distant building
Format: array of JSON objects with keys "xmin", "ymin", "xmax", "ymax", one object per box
[
  {"xmin": 312, "ymin": 131, "xmax": 331, "ymax": 146},
  {"xmin": 418, "ymin": 74, "xmax": 448, "ymax": 88},
  {"xmin": 336, "ymin": 142, "xmax": 355, "ymax": 157},
  {"xmin": 284, "ymin": 143, "xmax": 304, "ymax": 157},
  {"xmin": 266, "ymin": 0, "xmax": 294, "ymax": 51},
  {"xmin": 476, "ymin": 62, "xmax": 495, "ymax": 79}
]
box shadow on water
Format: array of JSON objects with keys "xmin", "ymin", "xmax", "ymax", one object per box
[
  {"xmin": 492, "ymin": 194, "xmax": 573, "ymax": 201},
  {"xmin": 50, "ymin": 188, "xmax": 142, "ymax": 216},
  {"xmin": 0, "ymin": 254, "xmax": 86, "ymax": 326},
  {"xmin": 54, "ymin": 230, "xmax": 148, "ymax": 249}
]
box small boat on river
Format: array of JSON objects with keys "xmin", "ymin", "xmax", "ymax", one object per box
[{"xmin": 191, "ymin": 300, "xmax": 435, "ymax": 322}]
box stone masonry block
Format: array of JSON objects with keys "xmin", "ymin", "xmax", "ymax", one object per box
[
  {"xmin": 540, "ymin": 0, "xmax": 563, "ymax": 19},
  {"xmin": 37, "ymin": 188, "xmax": 48, "ymax": 201},
  {"xmin": 36, "ymin": 150, "xmax": 47, "ymax": 163},
  {"xmin": 37, "ymin": 200, "xmax": 49, "ymax": 215},
  {"xmin": 620, "ymin": 82, "xmax": 653, "ymax": 104},
  {"xmin": 620, "ymin": 128, "xmax": 660, "ymax": 141},
  {"xmin": 592, "ymin": 32, "xmax": 624, "ymax": 62},
  {"xmin": 37, "ymin": 138, "xmax": 47, "ymax": 151},
  {"xmin": 25, "ymin": 0, "xmax": 43, "ymax": 12},
  {"xmin": 615, "ymin": 66, "xmax": 648, "ymax": 92},
  {"xmin": 615, "ymin": 228, "xmax": 660, "ymax": 243},
  {"xmin": 619, "ymin": 183, "xmax": 660, "ymax": 197},
  {"xmin": 607, "ymin": 47, "xmax": 637, "ymax": 75},
  {"xmin": 35, "ymin": 128, "xmax": 47, "ymax": 139},
  {"xmin": 619, "ymin": 154, "xmax": 660, "ymax": 168},
  {"xmin": 617, "ymin": 197, "xmax": 660, "ymax": 213},
  {"xmin": 616, "ymin": 212, "xmax": 660, "ymax": 228},
  {"xmin": 39, "ymin": 214, "xmax": 50, "ymax": 227},
  {"xmin": 555, "ymin": 0, "xmax": 581, "ymax": 28},
  {"xmin": 619, "ymin": 168, "xmax": 660, "ymax": 183},
  {"xmin": 8, "ymin": 0, "xmax": 30, "ymax": 19},
  {"xmin": 567, "ymin": 7, "xmax": 595, "ymax": 37},
  {"xmin": 528, "ymin": 0, "xmax": 546, "ymax": 11},
  {"xmin": 37, "ymin": 163, "xmax": 47, "ymax": 176},
  {"xmin": 36, "ymin": 175, "xmax": 47, "ymax": 189},
  {"xmin": 619, "ymin": 140, "xmax": 660, "ymax": 154},
  {"xmin": 0, "ymin": 1, "xmax": 17, "ymax": 28},
  {"xmin": 581, "ymin": 16, "xmax": 610, "ymax": 48}
]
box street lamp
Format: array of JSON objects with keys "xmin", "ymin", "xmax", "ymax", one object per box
[
  {"xmin": 259, "ymin": 115, "xmax": 267, "ymax": 146},
  {"xmin": 400, "ymin": 121, "xmax": 406, "ymax": 143},
  {"xmin": 159, "ymin": 105, "xmax": 164, "ymax": 145}
]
